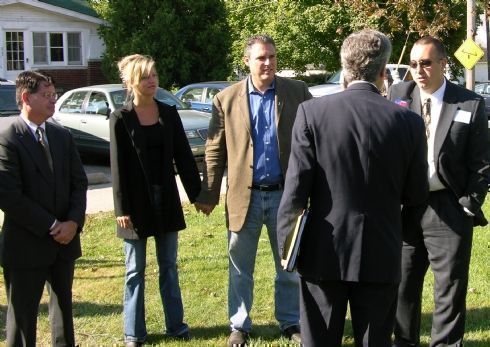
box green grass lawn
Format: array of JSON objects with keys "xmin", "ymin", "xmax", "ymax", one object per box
[{"xmin": 0, "ymin": 198, "xmax": 489, "ymax": 346}]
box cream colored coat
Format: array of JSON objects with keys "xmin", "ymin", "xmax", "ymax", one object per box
[{"xmin": 197, "ymin": 76, "xmax": 312, "ymax": 232}]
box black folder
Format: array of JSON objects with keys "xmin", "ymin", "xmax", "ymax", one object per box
[{"xmin": 282, "ymin": 209, "xmax": 309, "ymax": 272}]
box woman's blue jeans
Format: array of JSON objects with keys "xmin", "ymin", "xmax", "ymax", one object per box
[{"xmin": 123, "ymin": 231, "xmax": 188, "ymax": 342}]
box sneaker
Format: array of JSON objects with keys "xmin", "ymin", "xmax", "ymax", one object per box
[
  {"xmin": 227, "ymin": 330, "xmax": 248, "ymax": 347},
  {"xmin": 282, "ymin": 325, "xmax": 301, "ymax": 344}
]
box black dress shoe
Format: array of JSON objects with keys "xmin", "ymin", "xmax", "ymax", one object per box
[
  {"xmin": 227, "ymin": 330, "xmax": 248, "ymax": 347},
  {"xmin": 174, "ymin": 331, "xmax": 191, "ymax": 340},
  {"xmin": 282, "ymin": 325, "xmax": 301, "ymax": 344}
]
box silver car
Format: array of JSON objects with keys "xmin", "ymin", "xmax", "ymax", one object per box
[{"xmin": 52, "ymin": 84, "xmax": 210, "ymax": 160}]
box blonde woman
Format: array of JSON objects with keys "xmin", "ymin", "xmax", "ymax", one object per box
[{"xmin": 109, "ymin": 54, "xmax": 200, "ymax": 346}]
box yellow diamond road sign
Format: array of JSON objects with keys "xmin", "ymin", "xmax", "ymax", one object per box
[{"xmin": 454, "ymin": 38, "xmax": 484, "ymax": 70}]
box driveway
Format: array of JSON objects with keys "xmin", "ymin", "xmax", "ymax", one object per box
[{"xmin": 0, "ymin": 159, "xmax": 226, "ymax": 225}]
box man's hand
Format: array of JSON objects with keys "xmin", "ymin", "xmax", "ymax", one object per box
[
  {"xmin": 195, "ymin": 202, "xmax": 216, "ymax": 216},
  {"xmin": 50, "ymin": 220, "xmax": 78, "ymax": 245},
  {"xmin": 116, "ymin": 215, "xmax": 134, "ymax": 230}
]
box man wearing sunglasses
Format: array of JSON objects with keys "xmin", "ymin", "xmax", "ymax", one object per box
[{"xmin": 388, "ymin": 36, "xmax": 489, "ymax": 347}]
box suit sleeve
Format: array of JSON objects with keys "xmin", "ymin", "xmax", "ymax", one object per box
[
  {"xmin": 109, "ymin": 112, "xmax": 131, "ymax": 217},
  {"xmin": 196, "ymin": 93, "xmax": 227, "ymax": 205},
  {"xmin": 65, "ymin": 131, "xmax": 88, "ymax": 231},
  {"xmin": 459, "ymin": 97, "xmax": 489, "ymax": 214},
  {"xmin": 277, "ymin": 103, "xmax": 315, "ymax": 257},
  {"xmin": 0, "ymin": 135, "xmax": 55, "ymax": 237},
  {"xmin": 171, "ymin": 106, "xmax": 201, "ymax": 202},
  {"xmin": 401, "ymin": 113, "xmax": 429, "ymax": 206}
]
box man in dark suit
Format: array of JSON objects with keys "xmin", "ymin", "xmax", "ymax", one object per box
[
  {"xmin": 195, "ymin": 34, "xmax": 312, "ymax": 346},
  {"xmin": 277, "ymin": 29, "xmax": 429, "ymax": 347},
  {"xmin": 388, "ymin": 36, "xmax": 489, "ymax": 347},
  {"xmin": 0, "ymin": 70, "xmax": 88, "ymax": 346}
]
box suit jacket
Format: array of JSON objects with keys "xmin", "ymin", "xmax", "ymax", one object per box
[
  {"xmin": 0, "ymin": 116, "xmax": 87, "ymax": 269},
  {"xmin": 197, "ymin": 76, "xmax": 312, "ymax": 232},
  {"xmin": 388, "ymin": 80, "xmax": 489, "ymax": 226},
  {"xmin": 110, "ymin": 100, "xmax": 201, "ymax": 239},
  {"xmin": 277, "ymin": 83, "xmax": 429, "ymax": 283}
]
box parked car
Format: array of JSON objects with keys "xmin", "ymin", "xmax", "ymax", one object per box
[
  {"xmin": 475, "ymin": 82, "xmax": 490, "ymax": 95},
  {"xmin": 174, "ymin": 81, "xmax": 236, "ymax": 112},
  {"xmin": 52, "ymin": 84, "xmax": 210, "ymax": 159},
  {"xmin": 308, "ymin": 64, "xmax": 412, "ymax": 98},
  {"xmin": 0, "ymin": 79, "xmax": 18, "ymax": 117}
]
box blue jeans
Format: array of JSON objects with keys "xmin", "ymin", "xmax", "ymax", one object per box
[
  {"xmin": 228, "ymin": 189, "xmax": 300, "ymax": 332},
  {"xmin": 123, "ymin": 232, "xmax": 188, "ymax": 342}
]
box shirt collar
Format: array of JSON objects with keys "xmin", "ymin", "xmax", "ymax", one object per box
[
  {"xmin": 347, "ymin": 80, "xmax": 380, "ymax": 91},
  {"xmin": 420, "ymin": 78, "xmax": 446, "ymax": 102},
  {"xmin": 247, "ymin": 76, "xmax": 275, "ymax": 94},
  {"xmin": 20, "ymin": 113, "xmax": 46, "ymax": 135}
]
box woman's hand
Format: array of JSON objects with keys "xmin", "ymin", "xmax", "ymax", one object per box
[{"xmin": 116, "ymin": 215, "xmax": 134, "ymax": 230}]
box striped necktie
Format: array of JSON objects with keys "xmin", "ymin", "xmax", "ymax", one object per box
[{"xmin": 36, "ymin": 127, "xmax": 53, "ymax": 172}]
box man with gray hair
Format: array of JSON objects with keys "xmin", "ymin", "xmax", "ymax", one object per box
[{"xmin": 276, "ymin": 29, "xmax": 429, "ymax": 346}]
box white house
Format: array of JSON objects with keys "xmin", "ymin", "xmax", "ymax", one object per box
[{"xmin": 0, "ymin": 0, "xmax": 106, "ymax": 91}]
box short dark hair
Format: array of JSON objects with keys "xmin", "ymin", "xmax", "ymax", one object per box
[
  {"xmin": 413, "ymin": 36, "xmax": 447, "ymax": 58},
  {"xmin": 15, "ymin": 70, "xmax": 54, "ymax": 107},
  {"xmin": 244, "ymin": 34, "xmax": 276, "ymax": 57},
  {"xmin": 340, "ymin": 29, "xmax": 392, "ymax": 84}
]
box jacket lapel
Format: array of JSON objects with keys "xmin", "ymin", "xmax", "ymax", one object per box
[
  {"xmin": 434, "ymin": 83, "xmax": 459, "ymax": 158},
  {"xmin": 238, "ymin": 80, "xmax": 252, "ymax": 137},
  {"xmin": 409, "ymin": 85, "xmax": 422, "ymax": 116},
  {"xmin": 275, "ymin": 76, "xmax": 285, "ymax": 128},
  {"xmin": 120, "ymin": 103, "xmax": 149, "ymax": 175},
  {"xmin": 14, "ymin": 118, "xmax": 54, "ymax": 184},
  {"xmin": 46, "ymin": 123, "xmax": 63, "ymax": 178}
]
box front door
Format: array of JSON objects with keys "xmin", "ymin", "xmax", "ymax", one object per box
[{"xmin": 3, "ymin": 31, "xmax": 27, "ymax": 81}]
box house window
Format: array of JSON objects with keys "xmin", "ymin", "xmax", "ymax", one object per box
[
  {"xmin": 50, "ymin": 33, "xmax": 63, "ymax": 62},
  {"xmin": 32, "ymin": 32, "xmax": 82, "ymax": 65},
  {"xmin": 67, "ymin": 33, "xmax": 81, "ymax": 65},
  {"xmin": 5, "ymin": 31, "xmax": 25, "ymax": 71}
]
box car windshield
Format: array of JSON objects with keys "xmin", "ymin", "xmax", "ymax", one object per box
[
  {"xmin": 0, "ymin": 86, "xmax": 18, "ymax": 111},
  {"xmin": 110, "ymin": 88, "xmax": 190, "ymax": 110},
  {"xmin": 326, "ymin": 70, "xmax": 341, "ymax": 84}
]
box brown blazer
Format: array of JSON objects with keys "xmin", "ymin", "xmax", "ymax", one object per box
[{"xmin": 197, "ymin": 76, "xmax": 312, "ymax": 231}]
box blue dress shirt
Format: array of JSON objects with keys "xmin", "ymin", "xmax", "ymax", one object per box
[{"xmin": 247, "ymin": 77, "xmax": 282, "ymax": 185}]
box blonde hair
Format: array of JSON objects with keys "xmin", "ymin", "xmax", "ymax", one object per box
[{"xmin": 117, "ymin": 54, "xmax": 157, "ymax": 97}]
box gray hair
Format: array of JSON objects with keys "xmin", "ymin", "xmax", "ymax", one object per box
[
  {"xmin": 340, "ymin": 29, "xmax": 392, "ymax": 85},
  {"xmin": 244, "ymin": 34, "xmax": 276, "ymax": 57}
]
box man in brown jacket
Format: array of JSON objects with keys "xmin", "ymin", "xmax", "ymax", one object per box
[{"xmin": 195, "ymin": 34, "xmax": 312, "ymax": 346}]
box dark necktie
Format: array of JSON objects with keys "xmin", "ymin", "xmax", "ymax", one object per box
[
  {"xmin": 36, "ymin": 127, "xmax": 53, "ymax": 172},
  {"xmin": 422, "ymin": 98, "xmax": 431, "ymax": 139}
]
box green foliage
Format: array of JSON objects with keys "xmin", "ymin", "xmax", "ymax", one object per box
[
  {"xmin": 95, "ymin": 0, "xmax": 232, "ymax": 88},
  {"xmin": 0, "ymin": 199, "xmax": 488, "ymax": 345},
  {"xmin": 225, "ymin": 0, "xmax": 472, "ymax": 78}
]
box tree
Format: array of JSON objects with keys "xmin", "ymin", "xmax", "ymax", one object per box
[
  {"xmin": 225, "ymin": 0, "xmax": 473, "ymax": 78},
  {"xmin": 92, "ymin": 0, "xmax": 232, "ymax": 88}
]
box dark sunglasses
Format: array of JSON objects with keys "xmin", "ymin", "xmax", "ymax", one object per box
[{"xmin": 409, "ymin": 59, "xmax": 434, "ymax": 69}]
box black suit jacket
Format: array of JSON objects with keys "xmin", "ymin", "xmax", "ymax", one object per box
[
  {"xmin": 0, "ymin": 116, "xmax": 87, "ymax": 269},
  {"xmin": 277, "ymin": 83, "xmax": 429, "ymax": 283},
  {"xmin": 388, "ymin": 80, "xmax": 489, "ymax": 226},
  {"xmin": 110, "ymin": 100, "xmax": 201, "ymax": 239}
]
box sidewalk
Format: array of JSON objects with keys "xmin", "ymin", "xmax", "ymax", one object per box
[{"xmin": 0, "ymin": 173, "xmax": 226, "ymax": 225}]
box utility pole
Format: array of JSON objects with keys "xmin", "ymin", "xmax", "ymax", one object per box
[
  {"xmin": 487, "ymin": 0, "xmax": 490, "ymax": 80},
  {"xmin": 466, "ymin": 0, "xmax": 476, "ymax": 90}
]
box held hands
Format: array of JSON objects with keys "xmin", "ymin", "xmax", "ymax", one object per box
[
  {"xmin": 194, "ymin": 202, "xmax": 216, "ymax": 216},
  {"xmin": 116, "ymin": 215, "xmax": 134, "ymax": 230},
  {"xmin": 50, "ymin": 220, "xmax": 78, "ymax": 245}
]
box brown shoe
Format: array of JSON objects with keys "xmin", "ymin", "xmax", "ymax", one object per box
[
  {"xmin": 227, "ymin": 330, "xmax": 248, "ymax": 347},
  {"xmin": 282, "ymin": 325, "xmax": 301, "ymax": 344}
]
